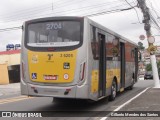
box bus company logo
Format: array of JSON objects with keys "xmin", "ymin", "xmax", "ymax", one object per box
[
  {"xmin": 32, "ymin": 73, "xmax": 37, "ymax": 79},
  {"xmin": 47, "ymin": 54, "xmax": 53, "ymax": 60},
  {"xmin": 63, "ymin": 62, "xmax": 70, "ymax": 69},
  {"xmin": 32, "ymin": 55, "xmax": 38, "ymax": 63}
]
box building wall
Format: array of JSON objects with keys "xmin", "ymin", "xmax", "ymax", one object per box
[
  {"xmin": 0, "ymin": 50, "xmax": 21, "ymax": 84},
  {"xmin": 0, "ymin": 64, "xmax": 9, "ymax": 84},
  {"xmin": 0, "ymin": 53, "xmax": 20, "ymax": 66}
]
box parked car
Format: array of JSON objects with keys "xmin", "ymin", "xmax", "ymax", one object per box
[
  {"xmin": 138, "ymin": 75, "xmax": 144, "ymax": 80},
  {"xmin": 144, "ymin": 71, "xmax": 153, "ymax": 80}
]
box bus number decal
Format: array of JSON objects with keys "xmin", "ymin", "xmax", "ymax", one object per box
[
  {"xmin": 46, "ymin": 23, "xmax": 62, "ymax": 30},
  {"xmin": 60, "ymin": 54, "xmax": 73, "ymax": 57}
]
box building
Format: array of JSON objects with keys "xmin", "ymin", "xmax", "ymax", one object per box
[{"xmin": 0, "ymin": 49, "xmax": 20, "ymax": 84}]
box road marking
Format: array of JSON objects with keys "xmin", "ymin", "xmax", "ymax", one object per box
[
  {"xmin": 0, "ymin": 96, "xmax": 34, "ymax": 104},
  {"xmin": 100, "ymin": 87, "xmax": 150, "ymax": 120}
]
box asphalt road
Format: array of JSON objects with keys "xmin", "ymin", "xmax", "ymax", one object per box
[{"xmin": 0, "ymin": 80, "xmax": 154, "ymax": 120}]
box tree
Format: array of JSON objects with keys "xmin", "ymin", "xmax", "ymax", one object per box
[
  {"xmin": 145, "ymin": 60, "xmax": 160, "ymax": 73},
  {"xmin": 157, "ymin": 60, "xmax": 160, "ymax": 74},
  {"xmin": 138, "ymin": 42, "xmax": 145, "ymax": 50},
  {"xmin": 146, "ymin": 63, "xmax": 152, "ymax": 71}
]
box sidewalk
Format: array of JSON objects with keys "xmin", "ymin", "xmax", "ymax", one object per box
[
  {"xmin": 121, "ymin": 88, "xmax": 160, "ymax": 111},
  {"xmin": 108, "ymin": 88, "xmax": 160, "ymax": 120},
  {"xmin": 0, "ymin": 83, "xmax": 20, "ymax": 98}
]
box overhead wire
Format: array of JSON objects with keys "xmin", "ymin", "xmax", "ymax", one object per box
[
  {"xmin": 0, "ymin": 0, "xmax": 136, "ymax": 32},
  {"xmin": 0, "ymin": 1, "xmax": 131, "ymax": 30},
  {"xmin": 0, "ymin": 0, "xmax": 74, "ymax": 18},
  {"xmin": 85, "ymin": 7, "xmax": 134, "ymax": 17},
  {"xmin": 0, "ymin": 26, "xmax": 22, "ymax": 32},
  {"xmin": 124, "ymin": 0, "xmax": 141, "ymax": 23},
  {"xmin": 148, "ymin": 7, "xmax": 160, "ymax": 32},
  {"xmin": 0, "ymin": 0, "xmax": 119, "ymax": 21},
  {"xmin": 0, "ymin": 0, "xmax": 129, "ymax": 23},
  {"xmin": 0, "ymin": 0, "xmax": 87, "ymax": 21},
  {"xmin": 83, "ymin": 1, "xmax": 135, "ymax": 17},
  {"xmin": 0, "ymin": 6, "xmax": 135, "ymax": 32},
  {"xmin": 0, "ymin": 0, "xmax": 121, "ymax": 21}
]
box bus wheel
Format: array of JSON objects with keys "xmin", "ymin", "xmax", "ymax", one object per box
[
  {"xmin": 109, "ymin": 80, "xmax": 117, "ymax": 101},
  {"xmin": 128, "ymin": 78, "xmax": 135, "ymax": 90}
]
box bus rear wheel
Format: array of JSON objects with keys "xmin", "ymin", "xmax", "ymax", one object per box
[
  {"xmin": 128, "ymin": 78, "xmax": 135, "ymax": 90},
  {"xmin": 109, "ymin": 80, "xmax": 117, "ymax": 101}
]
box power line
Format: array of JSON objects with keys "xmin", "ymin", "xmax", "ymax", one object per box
[
  {"xmin": 86, "ymin": 7, "xmax": 134, "ymax": 17},
  {"xmin": 124, "ymin": 0, "xmax": 141, "ymax": 23},
  {"xmin": 81, "ymin": 2, "xmax": 133, "ymax": 16},
  {"xmin": 0, "ymin": 0, "xmax": 74, "ymax": 17},
  {"xmin": 0, "ymin": 0, "xmax": 130, "ymax": 22},
  {"xmin": 0, "ymin": 6, "xmax": 135, "ymax": 32},
  {"xmin": 0, "ymin": 0, "xmax": 118, "ymax": 21},
  {"xmin": 0, "ymin": 26, "xmax": 22, "ymax": 32},
  {"xmin": 0, "ymin": 0, "xmax": 131, "ymax": 23}
]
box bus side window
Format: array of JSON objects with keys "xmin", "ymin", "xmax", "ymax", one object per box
[
  {"xmin": 106, "ymin": 33, "xmax": 114, "ymax": 61},
  {"xmin": 90, "ymin": 25, "xmax": 99, "ymax": 60}
]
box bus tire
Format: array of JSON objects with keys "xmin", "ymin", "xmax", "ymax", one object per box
[
  {"xmin": 109, "ymin": 80, "xmax": 117, "ymax": 101},
  {"xmin": 128, "ymin": 73, "xmax": 135, "ymax": 90},
  {"xmin": 128, "ymin": 78, "xmax": 135, "ymax": 90}
]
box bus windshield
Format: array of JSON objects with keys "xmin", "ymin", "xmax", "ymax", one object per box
[{"xmin": 27, "ymin": 21, "xmax": 81, "ymax": 47}]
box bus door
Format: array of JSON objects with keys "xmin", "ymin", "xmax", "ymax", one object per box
[
  {"xmin": 98, "ymin": 33, "xmax": 106, "ymax": 97},
  {"xmin": 120, "ymin": 42, "xmax": 125, "ymax": 88}
]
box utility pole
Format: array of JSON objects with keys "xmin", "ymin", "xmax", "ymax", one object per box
[{"xmin": 137, "ymin": 0, "xmax": 160, "ymax": 88}]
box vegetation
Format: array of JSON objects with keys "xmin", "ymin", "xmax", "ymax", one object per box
[
  {"xmin": 145, "ymin": 61, "xmax": 160, "ymax": 73},
  {"xmin": 138, "ymin": 42, "xmax": 145, "ymax": 50},
  {"xmin": 145, "ymin": 63, "xmax": 152, "ymax": 71}
]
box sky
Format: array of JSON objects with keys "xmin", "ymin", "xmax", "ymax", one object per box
[{"xmin": 0, "ymin": 0, "xmax": 160, "ymax": 51}]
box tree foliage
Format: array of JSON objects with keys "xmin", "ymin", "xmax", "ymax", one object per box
[
  {"xmin": 157, "ymin": 61, "xmax": 160, "ymax": 73},
  {"xmin": 138, "ymin": 42, "xmax": 145, "ymax": 50},
  {"xmin": 145, "ymin": 60, "xmax": 160, "ymax": 73},
  {"xmin": 146, "ymin": 63, "xmax": 152, "ymax": 71}
]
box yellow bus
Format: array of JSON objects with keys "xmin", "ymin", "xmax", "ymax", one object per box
[{"xmin": 21, "ymin": 16, "xmax": 138, "ymax": 101}]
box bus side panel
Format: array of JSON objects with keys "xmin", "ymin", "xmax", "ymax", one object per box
[
  {"xmin": 88, "ymin": 23, "xmax": 99, "ymax": 101},
  {"xmin": 88, "ymin": 23, "xmax": 121, "ymax": 101},
  {"xmin": 125, "ymin": 42, "xmax": 135, "ymax": 88},
  {"xmin": 75, "ymin": 17, "xmax": 89, "ymax": 99},
  {"xmin": 21, "ymin": 25, "xmax": 30, "ymax": 95}
]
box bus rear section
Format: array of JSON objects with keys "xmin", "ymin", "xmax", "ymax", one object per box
[{"xmin": 21, "ymin": 17, "xmax": 89, "ymax": 99}]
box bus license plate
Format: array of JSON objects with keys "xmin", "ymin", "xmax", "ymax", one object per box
[{"xmin": 44, "ymin": 75, "xmax": 58, "ymax": 80}]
